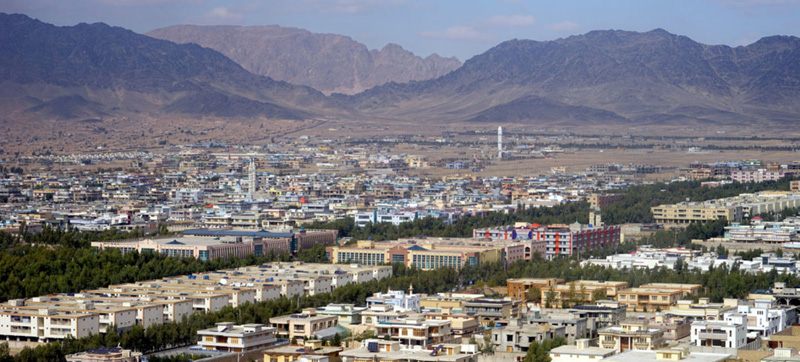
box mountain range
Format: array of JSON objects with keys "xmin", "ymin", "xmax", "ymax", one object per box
[
  {"xmin": 2, "ymin": 13, "xmax": 800, "ymax": 128},
  {"xmin": 0, "ymin": 13, "xmax": 340, "ymax": 121},
  {"xmin": 147, "ymin": 25, "xmax": 461, "ymax": 95},
  {"xmin": 339, "ymin": 29, "xmax": 800, "ymax": 125}
]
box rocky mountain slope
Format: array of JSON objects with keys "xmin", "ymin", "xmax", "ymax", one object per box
[
  {"xmin": 0, "ymin": 13, "xmax": 342, "ymax": 121},
  {"xmin": 147, "ymin": 25, "xmax": 461, "ymax": 95},
  {"xmin": 338, "ymin": 29, "xmax": 800, "ymax": 125}
]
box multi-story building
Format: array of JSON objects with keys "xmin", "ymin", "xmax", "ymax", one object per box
[
  {"xmin": 616, "ymin": 288, "xmax": 684, "ymax": 312},
  {"xmin": 567, "ymin": 301, "xmax": 627, "ymax": 338},
  {"xmin": 649, "ymin": 315, "xmax": 691, "ymax": 341},
  {"xmin": 65, "ymin": 347, "xmax": 142, "ymax": 362},
  {"xmin": 792, "ymin": 180, "xmax": 800, "ymax": 192},
  {"xmin": 725, "ymin": 299, "xmax": 788, "ymax": 337},
  {"xmin": 542, "ymin": 280, "xmax": 629, "ymax": 308},
  {"xmin": 340, "ymin": 339, "xmax": 480, "ymax": 362},
  {"xmin": 366, "ymin": 289, "xmax": 420, "ymax": 312},
  {"xmin": 665, "ymin": 299, "xmax": 738, "ymax": 321},
  {"xmin": 587, "ymin": 193, "xmax": 625, "ymax": 209},
  {"xmin": 326, "ymin": 240, "xmax": 503, "ymax": 270},
  {"xmin": 639, "ymin": 283, "xmax": 702, "ymax": 298},
  {"xmin": 731, "ymin": 170, "xmax": 788, "ymax": 183},
  {"xmin": 316, "ymin": 304, "xmax": 366, "ymax": 325},
  {"xmin": 270, "ymin": 310, "xmax": 338, "ymax": 342},
  {"xmin": 374, "ymin": 317, "xmax": 453, "ymax": 347},
  {"xmin": 462, "ymin": 298, "xmax": 523, "ymax": 327},
  {"xmin": 507, "ymin": 278, "xmax": 561, "ymax": 300},
  {"xmin": 0, "ymin": 308, "xmax": 99, "ymax": 342},
  {"xmin": 197, "ymin": 322, "xmax": 280, "ymax": 353},
  {"xmin": 549, "ymin": 339, "xmax": 617, "ymax": 362},
  {"xmin": 473, "ymin": 223, "xmax": 621, "ymax": 260},
  {"xmin": 263, "ymin": 340, "xmax": 343, "ymax": 362},
  {"xmin": 424, "ymin": 308, "xmax": 481, "ymax": 339},
  {"xmin": 492, "ymin": 319, "xmax": 566, "ymax": 352},
  {"xmin": 652, "ymin": 191, "xmax": 800, "ymax": 226},
  {"xmin": 598, "ymin": 319, "xmax": 666, "ymax": 352},
  {"xmin": 690, "ymin": 320, "xmax": 747, "ymax": 348},
  {"xmin": 91, "ymin": 235, "xmax": 292, "ymax": 261}
]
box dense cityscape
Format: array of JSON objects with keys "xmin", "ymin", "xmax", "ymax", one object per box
[{"xmin": 4, "ymin": 1, "xmax": 800, "ymax": 362}]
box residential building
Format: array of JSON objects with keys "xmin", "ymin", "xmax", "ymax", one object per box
[
  {"xmin": 462, "ymin": 298, "xmax": 523, "ymax": 327},
  {"xmin": 474, "ymin": 223, "xmax": 621, "ymax": 260},
  {"xmin": 731, "ymin": 170, "xmax": 788, "ymax": 183},
  {"xmin": 340, "ymin": 339, "xmax": 480, "ymax": 362},
  {"xmin": 0, "ymin": 308, "xmax": 99, "ymax": 342},
  {"xmin": 600, "ymin": 349, "xmax": 730, "ymax": 362},
  {"xmin": 270, "ymin": 310, "xmax": 338, "ymax": 342},
  {"xmin": 690, "ymin": 320, "xmax": 747, "ymax": 348},
  {"xmin": 373, "ymin": 317, "xmax": 453, "ymax": 347},
  {"xmin": 197, "ymin": 322, "xmax": 280, "ymax": 353},
  {"xmin": 492, "ymin": 319, "xmax": 566, "ymax": 352},
  {"xmin": 263, "ymin": 340, "xmax": 343, "ymax": 362},
  {"xmin": 616, "ymin": 288, "xmax": 683, "ymax": 312},
  {"xmin": 366, "ymin": 289, "xmax": 420, "ymax": 312},
  {"xmin": 65, "ymin": 347, "xmax": 142, "ymax": 362},
  {"xmin": 598, "ymin": 319, "xmax": 666, "ymax": 352},
  {"xmin": 649, "ymin": 315, "xmax": 691, "ymax": 340},
  {"xmin": 725, "ymin": 299, "xmax": 787, "ymax": 337},
  {"xmin": 316, "ymin": 304, "xmax": 366, "ymax": 325},
  {"xmin": 639, "ymin": 283, "xmax": 702, "ymax": 297},
  {"xmin": 665, "ymin": 299, "xmax": 737, "ymax": 321},
  {"xmin": 549, "ymin": 339, "xmax": 617, "ymax": 362},
  {"xmin": 651, "ymin": 191, "xmax": 800, "ymax": 226},
  {"xmin": 567, "ymin": 301, "xmax": 627, "ymax": 338},
  {"xmin": 542, "ymin": 280, "xmax": 629, "ymax": 308},
  {"xmin": 424, "ymin": 308, "xmax": 481, "ymax": 339},
  {"xmin": 507, "ymin": 278, "xmax": 560, "ymax": 300}
]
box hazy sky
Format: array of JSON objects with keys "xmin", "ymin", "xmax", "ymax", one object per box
[{"xmin": 3, "ymin": 0, "xmax": 800, "ymax": 61}]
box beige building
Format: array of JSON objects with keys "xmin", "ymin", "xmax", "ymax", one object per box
[
  {"xmin": 374, "ymin": 317, "xmax": 453, "ymax": 347},
  {"xmin": 599, "ymin": 319, "xmax": 666, "ymax": 352},
  {"xmin": 617, "ymin": 288, "xmax": 683, "ymax": 312},
  {"xmin": 263, "ymin": 340, "xmax": 343, "ymax": 362},
  {"xmin": 198, "ymin": 322, "xmax": 279, "ymax": 353},
  {"xmin": 0, "ymin": 307, "xmax": 99, "ymax": 342},
  {"xmin": 65, "ymin": 347, "xmax": 142, "ymax": 362},
  {"xmin": 549, "ymin": 339, "xmax": 617, "ymax": 362},
  {"xmin": 340, "ymin": 339, "xmax": 480, "ymax": 362},
  {"xmin": 270, "ymin": 310, "xmax": 338, "ymax": 342},
  {"xmin": 326, "ymin": 240, "xmax": 503, "ymax": 270},
  {"xmin": 652, "ymin": 191, "xmax": 800, "ymax": 226},
  {"xmin": 541, "ymin": 280, "xmax": 629, "ymax": 308},
  {"xmin": 639, "ymin": 283, "xmax": 702, "ymax": 297},
  {"xmin": 507, "ymin": 278, "xmax": 560, "ymax": 300}
]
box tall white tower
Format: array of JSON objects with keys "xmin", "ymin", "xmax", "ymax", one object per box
[
  {"xmin": 248, "ymin": 158, "xmax": 256, "ymax": 197},
  {"xmin": 497, "ymin": 126, "xmax": 503, "ymax": 159}
]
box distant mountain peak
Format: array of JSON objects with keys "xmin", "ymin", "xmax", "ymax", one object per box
[{"xmin": 147, "ymin": 24, "xmax": 462, "ymax": 95}]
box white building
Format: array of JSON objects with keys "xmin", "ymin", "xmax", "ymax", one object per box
[
  {"xmin": 549, "ymin": 339, "xmax": 616, "ymax": 362},
  {"xmin": 0, "ymin": 308, "xmax": 99, "ymax": 342},
  {"xmin": 690, "ymin": 320, "xmax": 747, "ymax": 349},
  {"xmin": 731, "ymin": 170, "xmax": 787, "ymax": 183},
  {"xmin": 724, "ymin": 299, "xmax": 787, "ymax": 337},
  {"xmin": 366, "ymin": 289, "xmax": 420, "ymax": 312}
]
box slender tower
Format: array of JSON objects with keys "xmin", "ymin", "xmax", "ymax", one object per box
[
  {"xmin": 248, "ymin": 158, "xmax": 256, "ymax": 197},
  {"xmin": 497, "ymin": 126, "xmax": 503, "ymax": 159}
]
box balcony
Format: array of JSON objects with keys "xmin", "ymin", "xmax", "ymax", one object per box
[
  {"xmin": 601, "ymin": 341, "xmax": 615, "ymax": 349},
  {"xmin": 698, "ymin": 332, "xmax": 727, "ymax": 340}
]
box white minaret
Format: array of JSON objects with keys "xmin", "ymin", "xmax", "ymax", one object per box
[
  {"xmin": 248, "ymin": 158, "xmax": 256, "ymax": 197},
  {"xmin": 497, "ymin": 126, "xmax": 503, "ymax": 159}
]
